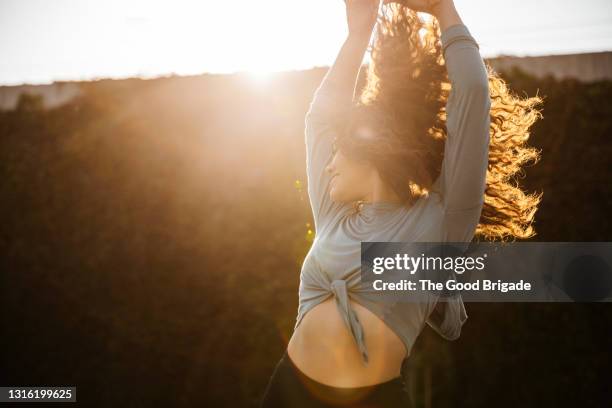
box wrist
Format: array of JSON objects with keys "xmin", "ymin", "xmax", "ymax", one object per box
[
  {"xmin": 430, "ymin": 0, "xmax": 454, "ymax": 18},
  {"xmin": 431, "ymin": 0, "xmax": 462, "ymax": 32}
]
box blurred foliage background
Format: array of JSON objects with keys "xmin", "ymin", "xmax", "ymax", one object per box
[{"xmin": 1, "ymin": 67, "xmax": 611, "ymax": 407}]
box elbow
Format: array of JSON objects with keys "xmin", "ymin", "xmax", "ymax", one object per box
[
  {"xmin": 305, "ymin": 105, "xmax": 327, "ymax": 132},
  {"xmin": 461, "ymin": 75, "xmax": 490, "ymax": 102},
  {"xmin": 475, "ymin": 80, "xmax": 491, "ymax": 107},
  {"xmin": 305, "ymin": 99, "xmax": 336, "ymax": 129},
  {"xmin": 305, "ymin": 100, "xmax": 320, "ymax": 126},
  {"xmin": 453, "ymin": 77, "xmax": 492, "ymax": 120},
  {"xmin": 452, "ymin": 61, "xmax": 491, "ymax": 102},
  {"xmin": 474, "ymin": 79, "xmax": 490, "ymax": 101}
]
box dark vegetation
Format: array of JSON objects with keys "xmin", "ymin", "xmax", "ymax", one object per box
[{"xmin": 1, "ymin": 66, "xmax": 611, "ymax": 407}]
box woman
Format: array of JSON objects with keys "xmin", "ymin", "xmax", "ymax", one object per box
[{"xmin": 261, "ymin": 0, "xmax": 542, "ymax": 406}]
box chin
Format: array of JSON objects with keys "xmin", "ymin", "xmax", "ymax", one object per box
[{"xmin": 329, "ymin": 189, "xmax": 354, "ymax": 204}]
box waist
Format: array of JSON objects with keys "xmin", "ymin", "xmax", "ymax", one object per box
[{"xmin": 288, "ymin": 297, "xmax": 408, "ymax": 388}]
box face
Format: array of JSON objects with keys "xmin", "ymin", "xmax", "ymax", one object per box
[{"xmin": 325, "ymin": 146, "xmax": 376, "ymax": 203}]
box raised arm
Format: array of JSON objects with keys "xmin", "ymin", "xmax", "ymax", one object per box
[
  {"xmin": 414, "ymin": 0, "xmax": 486, "ymax": 340},
  {"xmin": 305, "ymin": 0, "xmax": 379, "ymax": 231},
  {"xmin": 431, "ymin": 0, "xmax": 492, "ymax": 241}
]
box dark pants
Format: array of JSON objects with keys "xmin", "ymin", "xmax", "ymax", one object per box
[{"xmin": 259, "ymin": 350, "xmax": 412, "ymax": 408}]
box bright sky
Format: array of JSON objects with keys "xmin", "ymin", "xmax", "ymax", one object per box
[{"xmin": 1, "ymin": 0, "xmax": 611, "ymax": 85}]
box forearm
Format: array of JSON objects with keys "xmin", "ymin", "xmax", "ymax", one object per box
[
  {"xmin": 437, "ymin": 19, "xmax": 491, "ymax": 213},
  {"xmin": 431, "ymin": 0, "xmax": 463, "ymax": 32},
  {"xmin": 318, "ymin": 33, "xmax": 371, "ymax": 105}
]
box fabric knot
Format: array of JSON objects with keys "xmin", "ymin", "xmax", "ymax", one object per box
[{"xmin": 330, "ymin": 279, "xmax": 369, "ymax": 365}]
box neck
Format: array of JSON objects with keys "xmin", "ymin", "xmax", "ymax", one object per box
[{"xmin": 362, "ymin": 177, "xmax": 403, "ymax": 205}]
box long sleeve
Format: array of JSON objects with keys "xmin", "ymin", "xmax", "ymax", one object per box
[
  {"xmin": 304, "ymin": 70, "xmax": 355, "ymax": 232},
  {"xmin": 434, "ymin": 23, "xmax": 492, "ymax": 242},
  {"xmin": 425, "ymin": 24, "xmax": 489, "ymax": 341}
]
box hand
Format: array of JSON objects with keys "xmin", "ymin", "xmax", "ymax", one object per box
[
  {"xmin": 382, "ymin": 0, "xmax": 445, "ymax": 15},
  {"xmin": 344, "ymin": 0, "xmax": 379, "ymax": 39}
]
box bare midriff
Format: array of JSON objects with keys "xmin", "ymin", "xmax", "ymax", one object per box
[{"xmin": 287, "ymin": 297, "xmax": 408, "ymax": 388}]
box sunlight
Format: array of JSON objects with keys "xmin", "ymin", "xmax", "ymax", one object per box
[
  {"xmin": 170, "ymin": 0, "xmax": 346, "ymax": 76},
  {"xmin": 245, "ymin": 69, "xmax": 275, "ymax": 84},
  {"xmin": 2, "ymin": 0, "xmax": 610, "ymax": 85}
]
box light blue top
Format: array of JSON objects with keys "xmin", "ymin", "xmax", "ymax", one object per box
[{"xmin": 296, "ymin": 24, "xmax": 491, "ymax": 364}]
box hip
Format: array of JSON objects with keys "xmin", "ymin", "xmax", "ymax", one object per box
[{"xmin": 260, "ymin": 348, "xmax": 411, "ymax": 408}]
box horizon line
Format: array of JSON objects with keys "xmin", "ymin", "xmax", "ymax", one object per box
[{"xmin": 2, "ymin": 49, "xmax": 611, "ymax": 88}]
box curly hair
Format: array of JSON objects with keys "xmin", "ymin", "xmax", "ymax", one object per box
[{"xmin": 335, "ymin": 4, "xmax": 543, "ymax": 241}]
